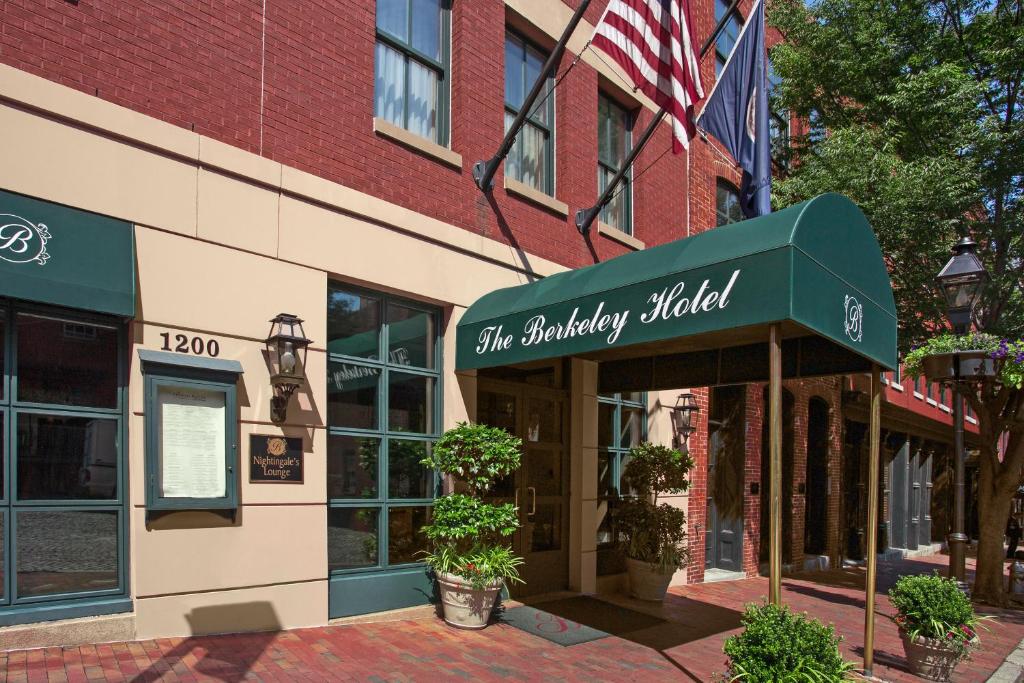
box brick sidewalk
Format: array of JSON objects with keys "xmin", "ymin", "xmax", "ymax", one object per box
[{"xmin": 2, "ymin": 553, "xmax": 1021, "ymax": 682}]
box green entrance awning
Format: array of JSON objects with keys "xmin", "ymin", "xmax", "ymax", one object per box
[
  {"xmin": 456, "ymin": 193, "xmax": 897, "ymax": 387},
  {"xmin": 0, "ymin": 189, "xmax": 135, "ymax": 317}
]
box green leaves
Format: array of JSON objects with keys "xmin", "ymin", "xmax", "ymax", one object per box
[
  {"xmin": 423, "ymin": 422, "xmax": 522, "ymax": 495},
  {"xmin": 723, "ymin": 603, "xmax": 855, "ymax": 682},
  {"xmin": 622, "ymin": 442, "xmax": 695, "ymax": 497},
  {"xmin": 888, "ymin": 573, "xmax": 985, "ymax": 654},
  {"xmin": 421, "ymin": 494, "xmax": 519, "ymax": 542}
]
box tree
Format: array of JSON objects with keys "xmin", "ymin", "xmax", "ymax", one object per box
[{"xmin": 768, "ymin": 0, "xmax": 1023, "ymax": 603}]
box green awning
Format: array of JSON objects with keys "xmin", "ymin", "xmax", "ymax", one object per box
[
  {"xmin": 0, "ymin": 189, "xmax": 135, "ymax": 317},
  {"xmin": 456, "ymin": 193, "xmax": 897, "ymax": 388}
]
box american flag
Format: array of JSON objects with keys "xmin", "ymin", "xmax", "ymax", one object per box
[{"xmin": 592, "ymin": 0, "xmax": 705, "ymax": 152}]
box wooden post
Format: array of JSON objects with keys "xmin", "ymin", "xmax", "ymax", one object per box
[
  {"xmin": 863, "ymin": 365, "xmax": 882, "ymax": 676},
  {"xmin": 769, "ymin": 323, "xmax": 783, "ymax": 605}
]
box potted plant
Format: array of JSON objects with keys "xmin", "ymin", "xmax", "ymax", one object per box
[
  {"xmin": 418, "ymin": 422, "xmax": 523, "ymax": 629},
  {"xmin": 617, "ymin": 442, "xmax": 694, "ymax": 601},
  {"xmin": 722, "ymin": 603, "xmax": 855, "ymax": 682},
  {"xmin": 889, "ymin": 573, "xmax": 987, "ymax": 681},
  {"xmin": 904, "ymin": 333, "xmax": 1003, "ymax": 383}
]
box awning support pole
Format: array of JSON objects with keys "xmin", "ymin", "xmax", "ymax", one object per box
[
  {"xmin": 574, "ymin": 0, "xmax": 743, "ymax": 236},
  {"xmin": 863, "ymin": 365, "xmax": 882, "ymax": 677},
  {"xmin": 472, "ymin": 0, "xmax": 593, "ymax": 192},
  {"xmin": 768, "ymin": 322, "xmax": 783, "ymax": 605}
]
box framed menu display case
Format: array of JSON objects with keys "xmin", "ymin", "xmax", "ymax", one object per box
[{"xmin": 139, "ymin": 350, "xmax": 242, "ymax": 511}]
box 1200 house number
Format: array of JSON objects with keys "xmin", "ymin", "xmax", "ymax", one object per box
[{"xmin": 160, "ymin": 332, "xmax": 220, "ymax": 357}]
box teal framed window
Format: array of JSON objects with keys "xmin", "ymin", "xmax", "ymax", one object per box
[
  {"xmin": 598, "ymin": 93, "xmax": 633, "ymax": 234},
  {"xmin": 505, "ymin": 30, "xmax": 555, "ymax": 195},
  {"xmin": 714, "ymin": 0, "xmax": 742, "ymax": 77},
  {"xmin": 141, "ymin": 352, "xmax": 241, "ymax": 512},
  {"xmin": 374, "ymin": 0, "xmax": 452, "ymax": 145},
  {"xmin": 0, "ymin": 303, "xmax": 129, "ymax": 623},
  {"xmin": 326, "ymin": 283, "xmax": 441, "ymax": 576},
  {"xmin": 596, "ymin": 392, "xmax": 646, "ymax": 576},
  {"xmin": 716, "ymin": 179, "xmax": 743, "ymax": 226}
]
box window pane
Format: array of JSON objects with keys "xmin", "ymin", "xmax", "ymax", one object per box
[
  {"xmin": 16, "ymin": 510, "xmax": 118, "ymax": 598},
  {"xmin": 410, "ymin": 0, "xmax": 442, "ymax": 61},
  {"xmin": 388, "ymin": 439, "xmax": 434, "ymax": 498},
  {"xmin": 387, "ymin": 303, "xmax": 435, "ymax": 369},
  {"xmin": 599, "ymin": 168, "xmax": 628, "ymax": 232},
  {"xmin": 374, "ymin": 42, "xmax": 406, "ymax": 132},
  {"xmin": 388, "ymin": 372, "xmax": 434, "ymax": 433},
  {"xmin": 505, "ymin": 35, "xmax": 524, "ymax": 108},
  {"xmin": 622, "ymin": 392, "xmax": 644, "ymax": 404},
  {"xmin": 328, "ymin": 288, "xmax": 381, "ymax": 359},
  {"xmin": 328, "ymin": 435, "xmax": 378, "ymax": 500},
  {"xmin": 17, "ymin": 315, "xmax": 118, "ymax": 408},
  {"xmin": 328, "ymin": 361, "xmax": 379, "ymax": 430},
  {"xmin": 407, "ymin": 59, "xmax": 438, "ymax": 142},
  {"xmin": 598, "ymin": 450, "xmax": 614, "ymax": 497},
  {"xmin": 376, "ymin": 0, "xmax": 408, "ymax": 41},
  {"xmin": 504, "ymin": 110, "xmax": 521, "ymax": 182},
  {"xmin": 17, "ymin": 414, "xmax": 118, "ymax": 500},
  {"xmin": 328, "ymin": 508, "xmax": 379, "ymax": 570},
  {"xmin": 620, "ymin": 407, "xmax": 643, "ymax": 449},
  {"xmin": 525, "ymin": 397, "xmax": 560, "ymax": 443},
  {"xmin": 598, "ymin": 402, "xmax": 614, "ymax": 448},
  {"xmin": 388, "ymin": 505, "xmax": 430, "ymax": 564},
  {"xmin": 515, "ymin": 122, "xmax": 547, "ymax": 192},
  {"xmin": 524, "ymin": 44, "xmax": 549, "ymax": 125},
  {"xmin": 0, "ymin": 511, "xmax": 4, "ymax": 600}
]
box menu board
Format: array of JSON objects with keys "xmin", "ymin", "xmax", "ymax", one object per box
[{"xmin": 158, "ymin": 386, "xmax": 227, "ymax": 498}]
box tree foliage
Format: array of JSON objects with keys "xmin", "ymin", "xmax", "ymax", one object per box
[{"xmin": 768, "ymin": 0, "xmax": 1024, "ymax": 603}]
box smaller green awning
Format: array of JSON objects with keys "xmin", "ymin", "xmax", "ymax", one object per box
[
  {"xmin": 0, "ymin": 189, "xmax": 135, "ymax": 317},
  {"xmin": 456, "ymin": 194, "xmax": 897, "ymax": 388}
]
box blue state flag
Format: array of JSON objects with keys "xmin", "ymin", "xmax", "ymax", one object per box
[{"xmin": 697, "ymin": 0, "xmax": 771, "ymax": 218}]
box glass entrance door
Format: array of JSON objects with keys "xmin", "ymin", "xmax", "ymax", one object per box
[{"xmin": 478, "ymin": 383, "xmax": 569, "ymax": 597}]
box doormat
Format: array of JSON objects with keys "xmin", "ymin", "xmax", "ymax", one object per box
[{"xmin": 499, "ymin": 596, "xmax": 666, "ymax": 647}]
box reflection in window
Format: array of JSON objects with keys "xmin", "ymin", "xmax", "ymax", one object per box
[
  {"xmin": 596, "ymin": 392, "xmax": 647, "ymax": 576},
  {"xmin": 17, "ymin": 314, "xmax": 118, "ymax": 408},
  {"xmin": 374, "ymin": 0, "xmax": 450, "ymax": 144},
  {"xmin": 388, "ymin": 373, "xmax": 434, "ymax": 434},
  {"xmin": 388, "ymin": 506, "xmax": 430, "ymax": 564},
  {"xmin": 327, "ymin": 360, "xmax": 379, "ymax": 430},
  {"xmin": 17, "ymin": 415, "xmax": 118, "ymax": 500},
  {"xmin": 388, "ymin": 440, "xmax": 434, "ymax": 499},
  {"xmin": 328, "ymin": 435, "xmax": 378, "ymax": 500},
  {"xmin": 328, "ymin": 508, "xmax": 379, "ymax": 570},
  {"xmin": 598, "ymin": 94, "xmax": 633, "ymax": 234},
  {"xmin": 768, "ymin": 63, "xmax": 790, "ymax": 163},
  {"xmin": 16, "ymin": 510, "xmax": 119, "ymax": 597},
  {"xmin": 327, "ymin": 291, "xmax": 381, "ymax": 359},
  {"xmin": 505, "ymin": 31, "xmax": 554, "ymax": 194},
  {"xmin": 716, "ymin": 180, "xmax": 743, "ymax": 226},
  {"xmin": 715, "ymin": 0, "xmax": 742, "ymax": 77},
  {"xmin": 386, "ymin": 302, "xmax": 435, "ymax": 369}
]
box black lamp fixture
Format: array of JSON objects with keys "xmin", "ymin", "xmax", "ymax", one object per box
[
  {"xmin": 669, "ymin": 393, "xmax": 700, "ymax": 449},
  {"xmin": 265, "ymin": 313, "xmax": 312, "ymax": 424},
  {"xmin": 935, "ymin": 236, "xmax": 988, "ymax": 331}
]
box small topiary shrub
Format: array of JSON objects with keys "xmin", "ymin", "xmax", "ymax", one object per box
[
  {"xmin": 722, "ymin": 603, "xmax": 854, "ymax": 682},
  {"xmin": 889, "ymin": 573, "xmax": 985, "ymax": 656}
]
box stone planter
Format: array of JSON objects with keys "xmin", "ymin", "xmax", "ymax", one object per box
[
  {"xmin": 921, "ymin": 351, "xmax": 995, "ymax": 383},
  {"xmin": 436, "ymin": 572, "xmax": 502, "ymax": 629},
  {"xmin": 626, "ymin": 557, "xmax": 675, "ymax": 601},
  {"xmin": 899, "ymin": 630, "xmax": 965, "ymax": 682}
]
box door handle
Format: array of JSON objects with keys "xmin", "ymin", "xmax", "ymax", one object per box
[{"xmin": 528, "ymin": 486, "xmax": 537, "ymax": 516}]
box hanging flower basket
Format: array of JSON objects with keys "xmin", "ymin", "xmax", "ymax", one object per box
[{"xmin": 921, "ymin": 350, "xmax": 996, "ymax": 383}]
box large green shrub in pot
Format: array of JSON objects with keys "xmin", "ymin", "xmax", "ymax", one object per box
[
  {"xmin": 722, "ymin": 603, "xmax": 854, "ymax": 682},
  {"xmin": 889, "ymin": 573, "xmax": 985, "ymax": 653},
  {"xmin": 418, "ymin": 423, "xmax": 524, "ymax": 626},
  {"xmin": 618, "ymin": 443, "xmax": 695, "ymax": 571}
]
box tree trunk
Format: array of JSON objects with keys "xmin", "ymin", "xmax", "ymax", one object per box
[{"xmin": 972, "ymin": 448, "xmax": 1016, "ymax": 605}]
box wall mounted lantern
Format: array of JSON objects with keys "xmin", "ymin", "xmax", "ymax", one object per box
[
  {"xmin": 265, "ymin": 313, "xmax": 312, "ymax": 424},
  {"xmin": 669, "ymin": 393, "xmax": 700, "ymax": 449}
]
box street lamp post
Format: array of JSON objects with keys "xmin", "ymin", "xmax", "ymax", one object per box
[{"xmin": 935, "ymin": 236, "xmax": 989, "ymax": 583}]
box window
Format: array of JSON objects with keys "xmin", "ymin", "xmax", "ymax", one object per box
[
  {"xmin": 893, "ymin": 364, "xmax": 902, "ymax": 386},
  {"xmin": 716, "ymin": 180, "xmax": 743, "ymax": 226},
  {"xmin": 374, "ymin": 0, "xmax": 451, "ymax": 145},
  {"xmin": 715, "ymin": 0, "xmax": 742, "ymax": 77},
  {"xmin": 808, "ymin": 108, "xmax": 826, "ymax": 144},
  {"xmin": 0, "ymin": 306, "xmax": 128, "ymax": 618},
  {"xmin": 596, "ymin": 392, "xmax": 646, "ymax": 576},
  {"xmin": 597, "ymin": 94, "xmax": 633, "ymax": 234},
  {"xmin": 505, "ymin": 31, "xmax": 554, "ymax": 194},
  {"xmin": 768, "ymin": 63, "xmax": 790, "ymax": 163},
  {"xmin": 326, "ymin": 284, "xmax": 441, "ymax": 576}
]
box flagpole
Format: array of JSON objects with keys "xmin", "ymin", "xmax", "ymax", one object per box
[
  {"xmin": 472, "ymin": 0, "xmax": 594, "ymax": 192},
  {"xmin": 575, "ymin": 0, "xmax": 742, "ymax": 236}
]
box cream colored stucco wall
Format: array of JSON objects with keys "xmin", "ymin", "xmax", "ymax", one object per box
[{"xmin": 0, "ymin": 62, "xmax": 586, "ymax": 640}]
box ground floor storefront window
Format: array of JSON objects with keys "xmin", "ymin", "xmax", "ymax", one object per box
[
  {"xmin": 0, "ymin": 304, "xmax": 127, "ymax": 625},
  {"xmin": 326, "ymin": 283, "xmax": 441, "ymax": 617},
  {"xmin": 596, "ymin": 392, "xmax": 645, "ymax": 576}
]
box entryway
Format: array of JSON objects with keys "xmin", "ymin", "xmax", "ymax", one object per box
[
  {"xmin": 477, "ymin": 364, "xmax": 570, "ymax": 597},
  {"xmin": 705, "ymin": 386, "xmax": 745, "ymax": 573}
]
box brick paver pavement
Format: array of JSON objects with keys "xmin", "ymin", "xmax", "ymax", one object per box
[{"xmin": 2, "ymin": 553, "xmax": 1022, "ymax": 682}]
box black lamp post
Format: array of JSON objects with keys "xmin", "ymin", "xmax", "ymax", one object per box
[
  {"xmin": 265, "ymin": 313, "xmax": 312, "ymax": 424},
  {"xmin": 935, "ymin": 236, "xmax": 988, "ymax": 583},
  {"xmin": 669, "ymin": 393, "xmax": 700, "ymax": 450}
]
